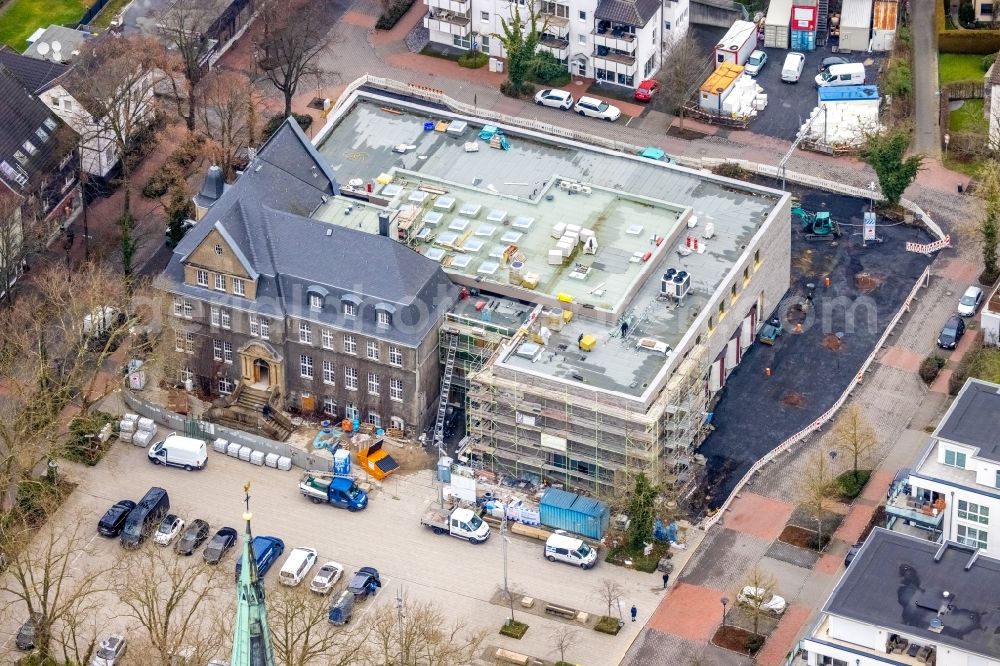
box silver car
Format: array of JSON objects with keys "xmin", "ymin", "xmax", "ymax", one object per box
[
  {"xmin": 744, "ymin": 50, "xmax": 767, "ymax": 76},
  {"xmin": 533, "ymin": 88, "xmax": 574, "ymax": 110},
  {"xmin": 91, "ymin": 634, "xmax": 127, "ymax": 666},
  {"xmin": 957, "ymin": 285, "xmax": 984, "ymax": 317}
]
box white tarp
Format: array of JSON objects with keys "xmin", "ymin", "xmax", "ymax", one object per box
[{"xmin": 800, "ymin": 102, "xmax": 883, "ymax": 148}]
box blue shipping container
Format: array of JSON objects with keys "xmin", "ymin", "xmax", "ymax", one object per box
[
  {"xmin": 790, "ymin": 29, "xmax": 816, "ymax": 51},
  {"xmin": 818, "ymin": 85, "xmax": 880, "ymax": 103},
  {"xmin": 539, "ymin": 488, "xmax": 610, "ymax": 540}
]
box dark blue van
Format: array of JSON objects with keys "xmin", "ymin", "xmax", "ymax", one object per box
[{"xmin": 120, "ymin": 487, "xmax": 170, "ymax": 549}]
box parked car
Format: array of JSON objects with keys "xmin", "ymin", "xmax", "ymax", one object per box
[
  {"xmin": 153, "ymin": 514, "xmax": 185, "ymax": 546},
  {"xmin": 780, "ymin": 52, "xmax": 806, "ymax": 83},
  {"xmin": 235, "ymin": 536, "xmax": 285, "ymax": 581},
  {"xmin": 279, "ymin": 547, "xmax": 318, "ymax": 587},
  {"xmin": 175, "ymin": 519, "xmax": 210, "ymax": 556},
  {"xmin": 120, "ymin": 487, "xmax": 170, "ymax": 549},
  {"xmin": 817, "ymin": 55, "xmax": 850, "ymax": 72},
  {"xmin": 90, "ymin": 634, "xmax": 127, "ymax": 666},
  {"xmin": 737, "ymin": 586, "xmax": 787, "ymax": 615},
  {"xmin": 633, "ymin": 79, "xmax": 660, "ymax": 102},
  {"xmin": 203, "ymin": 527, "xmax": 238, "ymax": 564},
  {"xmin": 844, "ymin": 542, "xmax": 863, "ymax": 567},
  {"xmin": 958, "ymin": 285, "xmax": 984, "ymax": 317},
  {"xmin": 743, "ymin": 50, "xmax": 767, "ymax": 76},
  {"xmin": 347, "ymin": 566, "xmax": 381, "ymax": 599},
  {"xmin": 534, "ymin": 88, "xmax": 574, "ymax": 110},
  {"xmin": 328, "ymin": 590, "xmax": 355, "ymax": 625},
  {"xmin": 937, "ymin": 314, "xmax": 966, "ymax": 349},
  {"xmin": 310, "ymin": 561, "xmax": 345, "ymax": 594},
  {"xmin": 97, "ymin": 500, "xmax": 135, "ymax": 537},
  {"xmin": 15, "ymin": 612, "xmax": 44, "ymax": 650},
  {"xmin": 574, "ymin": 96, "xmax": 621, "ymax": 121}
]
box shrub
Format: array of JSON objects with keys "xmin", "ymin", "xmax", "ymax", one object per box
[
  {"xmin": 375, "ymin": 0, "xmax": 415, "ymax": 30},
  {"xmin": 500, "ymin": 79, "xmax": 534, "ymax": 98},
  {"xmin": 745, "ymin": 633, "xmax": 766, "ymax": 653},
  {"xmin": 959, "ymin": 0, "xmax": 976, "ymax": 26},
  {"xmin": 949, "ymin": 331, "xmax": 985, "ymax": 395},
  {"xmin": 262, "ymin": 113, "xmax": 314, "ymax": 141},
  {"xmin": 713, "ymin": 162, "xmax": 749, "ymax": 180},
  {"xmin": 884, "ymin": 61, "xmax": 913, "ymax": 99},
  {"xmin": 458, "ymin": 51, "xmax": 489, "ymax": 69},
  {"xmin": 984, "ymin": 53, "xmax": 998, "ymax": 72},
  {"xmin": 895, "ymin": 25, "xmax": 911, "ymax": 46},
  {"xmin": 499, "ymin": 619, "xmax": 529, "ymax": 639},
  {"xmin": 531, "ymin": 51, "xmax": 571, "ymax": 86},
  {"xmin": 835, "ymin": 469, "xmax": 872, "ymax": 501},
  {"xmin": 141, "ymin": 167, "xmax": 177, "ymax": 198},
  {"xmin": 919, "ymin": 354, "xmax": 947, "ymax": 384},
  {"xmin": 594, "ymin": 616, "xmax": 622, "ymax": 634},
  {"xmin": 169, "ymin": 133, "xmax": 205, "ymax": 169},
  {"xmin": 65, "ymin": 412, "xmax": 116, "ymax": 465},
  {"xmin": 940, "ymin": 30, "xmax": 1000, "ymax": 54}
]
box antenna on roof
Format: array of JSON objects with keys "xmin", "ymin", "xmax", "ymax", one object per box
[
  {"xmin": 36, "ymin": 42, "xmax": 50, "ymax": 56},
  {"xmin": 51, "ymin": 40, "xmax": 62, "ymax": 53},
  {"xmin": 51, "ymin": 50, "xmax": 63, "ymax": 63}
]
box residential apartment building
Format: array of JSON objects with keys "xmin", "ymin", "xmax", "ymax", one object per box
[
  {"xmin": 887, "ymin": 378, "xmax": 1000, "ymax": 558},
  {"xmin": 424, "ymin": 0, "xmax": 689, "ymax": 89},
  {"xmin": 796, "ymin": 528, "xmax": 1000, "ymax": 666},
  {"xmin": 157, "ymin": 119, "xmax": 457, "ymax": 438}
]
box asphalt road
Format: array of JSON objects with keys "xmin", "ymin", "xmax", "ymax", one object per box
[{"xmin": 911, "ymin": 0, "xmax": 942, "ymax": 157}]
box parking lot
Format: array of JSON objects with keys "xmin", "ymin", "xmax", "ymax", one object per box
[{"xmin": 0, "ymin": 440, "xmax": 665, "ymax": 665}]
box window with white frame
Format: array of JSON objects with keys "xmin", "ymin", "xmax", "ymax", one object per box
[
  {"xmin": 390, "ymin": 416, "xmax": 405, "ymax": 431},
  {"xmin": 368, "ymin": 373, "xmax": 379, "ymax": 395},
  {"xmin": 958, "ymin": 500, "xmax": 989, "ymax": 525},
  {"xmin": 377, "ymin": 310, "xmax": 391, "ymax": 327},
  {"xmin": 577, "ymin": 34, "xmax": 586, "ymax": 45},
  {"xmin": 249, "ymin": 315, "xmax": 260, "ymax": 337},
  {"xmin": 173, "ymin": 297, "xmax": 184, "ymax": 317},
  {"xmin": 186, "ymin": 333, "xmax": 194, "ymax": 354},
  {"xmin": 389, "ymin": 345, "xmax": 403, "ymax": 366},
  {"xmin": 322, "ymin": 397, "xmax": 336, "ymax": 415},
  {"xmin": 224, "ymin": 341, "xmax": 233, "ymax": 364},
  {"xmin": 480, "ymin": 10, "xmax": 489, "ymax": 20},
  {"xmin": 213, "ymin": 339, "xmax": 223, "ymax": 361},
  {"xmin": 390, "ymin": 377, "xmax": 403, "ymax": 402},
  {"xmin": 321, "ymin": 328, "xmax": 334, "ymax": 349},
  {"xmin": 345, "ymin": 367, "xmax": 358, "ymax": 390},
  {"xmin": 345, "ymin": 403, "xmax": 359, "ymax": 421},
  {"xmin": 299, "ymin": 322, "xmax": 312, "ymax": 344},
  {"xmin": 367, "ymin": 340, "xmax": 379, "ymax": 360},
  {"xmin": 944, "ymin": 449, "xmax": 967, "ymax": 468},
  {"xmin": 344, "ymin": 334, "xmax": 356, "ymax": 354},
  {"xmin": 215, "ymin": 273, "xmax": 226, "ymax": 291},
  {"xmin": 233, "ymin": 278, "xmax": 245, "ymax": 296},
  {"xmin": 22, "ymin": 140, "xmax": 36, "ymax": 156},
  {"xmin": 957, "ymin": 524, "xmax": 988, "ymax": 549},
  {"xmin": 184, "ymin": 300, "xmax": 193, "ymax": 319},
  {"xmin": 219, "ymin": 377, "xmax": 235, "ymax": 395},
  {"xmin": 196, "ymin": 270, "xmax": 208, "ymax": 286},
  {"xmin": 300, "ymin": 354, "xmax": 314, "ymax": 378},
  {"xmin": 343, "ymin": 302, "xmax": 357, "ymax": 317},
  {"xmin": 175, "ymin": 331, "xmax": 185, "ymax": 352},
  {"xmin": 180, "ymin": 367, "xmax": 193, "ymax": 383},
  {"xmin": 211, "ymin": 307, "xmax": 220, "ymax": 327},
  {"xmin": 578, "ymin": 9, "xmax": 586, "ymax": 20},
  {"xmin": 309, "ymin": 293, "xmax": 323, "ymax": 311},
  {"xmin": 221, "ymin": 309, "xmax": 230, "ymax": 329},
  {"xmin": 368, "ymin": 412, "xmax": 381, "ymax": 427},
  {"xmin": 260, "ymin": 317, "xmax": 269, "ymax": 338},
  {"xmin": 323, "ymin": 360, "xmax": 335, "ymax": 385}
]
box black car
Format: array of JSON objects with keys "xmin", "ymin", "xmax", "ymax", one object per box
[
  {"xmin": 98, "ymin": 500, "xmax": 136, "ymax": 537},
  {"xmin": 347, "ymin": 566, "xmax": 381, "ymax": 600},
  {"xmin": 15, "ymin": 612, "xmax": 44, "ymax": 650},
  {"xmin": 937, "ymin": 314, "xmax": 966, "ymax": 349},
  {"xmin": 175, "ymin": 519, "xmax": 210, "ymax": 556},
  {"xmin": 844, "ymin": 542, "xmax": 862, "ymax": 567},
  {"xmin": 817, "ymin": 56, "xmax": 850, "ymax": 72},
  {"xmin": 203, "ymin": 526, "xmax": 238, "ymax": 564}
]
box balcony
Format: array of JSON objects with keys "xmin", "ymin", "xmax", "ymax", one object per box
[
  {"xmin": 540, "ymin": 12, "xmax": 570, "ymax": 30},
  {"xmin": 593, "ymin": 30, "xmax": 636, "ymax": 53},
  {"xmin": 425, "ymin": 0, "xmax": 468, "ymax": 11},
  {"xmin": 423, "ymin": 10, "xmax": 471, "ymax": 36},
  {"xmin": 885, "ymin": 484, "xmax": 946, "ymax": 530},
  {"xmin": 538, "ymin": 33, "xmax": 570, "ymax": 56},
  {"xmin": 593, "ymin": 48, "xmax": 636, "ymax": 72}
]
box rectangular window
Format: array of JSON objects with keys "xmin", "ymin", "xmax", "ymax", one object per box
[
  {"xmin": 743, "ymin": 267, "xmax": 750, "ymax": 286},
  {"xmin": 958, "ymin": 500, "xmax": 989, "ymax": 525},
  {"xmin": 944, "ymin": 449, "xmax": 967, "ymax": 469},
  {"xmin": 309, "ymin": 294, "xmax": 323, "ymax": 310},
  {"xmin": 345, "ymin": 367, "xmax": 358, "ymax": 390},
  {"xmin": 13, "ymin": 150, "xmax": 27, "ymax": 165},
  {"xmin": 577, "ymin": 34, "xmax": 586, "ymax": 45},
  {"xmin": 984, "ymin": 3, "xmax": 995, "ymax": 15},
  {"xmin": 260, "ymin": 317, "xmax": 269, "ymax": 338},
  {"xmin": 322, "ymin": 328, "xmax": 334, "ymax": 350},
  {"xmin": 299, "ymin": 321, "xmax": 312, "ymax": 344},
  {"xmin": 345, "ymin": 403, "xmax": 359, "ymax": 421},
  {"xmin": 186, "ymin": 333, "xmax": 194, "ymax": 355},
  {"xmin": 218, "ymin": 377, "xmax": 234, "ymax": 395},
  {"xmin": 175, "ymin": 331, "xmax": 185, "ymax": 352},
  {"xmin": 213, "ymin": 339, "xmax": 223, "ymax": 361},
  {"xmin": 377, "ymin": 311, "xmax": 391, "ymax": 327},
  {"xmin": 300, "ymin": 354, "xmax": 314, "ymax": 378},
  {"xmin": 22, "ymin": 140, "xmax": 37, "ymax": 156},
  {"xmin": 368, "ymin": 412, "xmax": 381, "ymax": 427},
  {"xmin": 480, "ymin": 10, "xmax": 489, "ymax": 20},
  {"xmin": 173, "ymin": 297, "xmax": 184, "ymax": 317},
  {"xmin": 215, "ymin": 274, "xmax": 226, "ymax": 291},
  {"xmin": 322, "ymin": 397, "xmax": 336, "ymax": 415},
  {"xmin": 578, "ymin": 9, "xmax": 586, "ymax": 20},
  {"xmin": 541, "ymin": 1, "xmax": 569, "ymax": 17},
  {"xmin": 344, "ymin": 334, "xmax": 356, "ymax": 354},
  {"xmin": 233, "ymin": 278, "xmax": 245, "ymax": 296},
  {"xmin": 343, "ymin": 302, "xmax": 357, "ymax": 317},
  {"xmin": 390, "ymin": 377, "xmax": 403, "ymax": 401},
  {"xmin": 35, "ymin": 127, "xmax": 49, "ymax": 142},
  {"xmin": 481, "ymin": 35, "xmax": 490, "ymax": 49},
  {"xmin": 211, "ymin": 307, "xmax": 220, "ymax": 327},
  {"xmin": 221, "ymin": 309, "xmax": 230, "ymax": 329},
  {"xmin": 367, "ymin": 340, "xmax": 379, "ymax": 360},
  {"xmin": 197, "ymin": 270, "xmax": 209, "ymax": 286},
  {"xmin": 249, "ymin": 315, "xmax": 260, "ymax": 337},
  {"xmin": 996, "ymin": 470, "xmax": 1000, "ymax": 489},
  {"xmin": 389, "ymin": 345, "xmax": 403, "ymax": 366},
  {"xmin": 754, "ymin": 249, "xmax": 761, "ymax": 269},
  {"xmin": 730, "ymin": 284, "xmax": 737, "ymax": 302},
  {"xmin": 224, "ymin": 341, "xmax": 233, "ymax": 364},
  {"xmin": 323, "ymin": 360, "xmax": 335, "ymax": 385},
  {"xmin": 957, "ymin": 524, "xmax": 988, "ymax": 549},
  {"xmin": 184, "ymin": 300, "xmax": 192, "ymax": 319},
  {"xmin": 368, "ymin": 373, "xmax": 380, "ymax": 395},
  {"xmin": 43, "ymin": 117, "xmax": 57, "ymax": 131},
  {"xmin": 180, "ymin": 367, "xmax": 193, "ymax": 383}
]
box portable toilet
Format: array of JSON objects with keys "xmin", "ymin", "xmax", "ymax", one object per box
[{"xmin": 333, "ymin": 449, "xmax": 352, "ymax": 478}]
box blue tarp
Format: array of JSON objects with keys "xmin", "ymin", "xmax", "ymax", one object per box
[{"xmin": 818, "ymin": 85, "xmax": 880, "ymax": 103}]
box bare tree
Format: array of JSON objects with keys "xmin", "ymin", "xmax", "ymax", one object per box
[
  {"xmin": 736, "ymin": 567, "xmax": 777, "ymax": 638},
  {"xmin": 549, "ymin": 625, "xmax": 580, "ymax": 664},
  {"xmin": 157, "ymin": 0, "xmax": 217, "ymax": 131},
  {"xmin": 114, "ymin": 544, "xmax": 229, "ymax": 665},
  {"xmin": 655, "ymin": 34, "xmax": 712, "ymax": 129},
  {"xmin": 55, "ymin": 594, "xmax": 101, "ymax": 666},
  {"xmin": 268, "ymin": 584, "xmax": 365, "ymax": 666},
  {"xmin": 832, "ymin": 404, "xmax": 877, "ymax": 481},
  {"xmin": 257, "ymin": 2, "xmax": 333, "ymax": 118},
  {"xmin": 592, "ymin": 578, "xmax": 624, "ymax": 619},
  {"xmin": 798, "ymin": 449, "xmax": 836, "ymax": 550},
  {"xmin": 360, "ymin": 595, "xmax": 487, "ymax": 666},
  {"xmin": 198, "ymin": 71, "xmax": 261, "ymax": 179}
]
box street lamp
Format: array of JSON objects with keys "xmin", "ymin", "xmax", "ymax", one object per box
[
  {"xmin": 867, "ymin": 181, "xmax": 877, "ymax": 212},
  {"xmin": 720, "ymin": 596, "xmax": 729, "ymax": 628},
  {"xmin": 944, "ymin": 133, "xmax": 950, "ymax": 157}
]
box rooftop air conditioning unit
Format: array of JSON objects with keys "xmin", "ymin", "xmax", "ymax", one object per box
[{"xmin": 671, "ymin": 271, "xmax": 691, "ymax": 299}]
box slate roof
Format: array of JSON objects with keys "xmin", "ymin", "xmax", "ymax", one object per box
[
  {"xmin": 0, "ymin": 47, "xmax": 68, "ymax": 94},
  {"xmin": 595, "ymin": 0, "xmax": 660, "ymax": 27},
  {"xmin": 934, "ymin": 378, "xmax": 1000, "ymax": 461},
  {"xmin": 164, "ymin": 118, "xmax": 457, "ymax": 346},
  {"xmin": 824, "ymin": 529, "xmax": 1000, "ymax": 660},
  {"xmin": 0, "ymin": 65, "xmax": 65, "ymax": 193}
]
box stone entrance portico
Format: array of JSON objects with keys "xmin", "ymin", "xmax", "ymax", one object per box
[{"xmin": 238, "ymin": 341, "xmax": 283, "ymax": 391}]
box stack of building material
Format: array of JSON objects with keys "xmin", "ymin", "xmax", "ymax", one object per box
[
  {"xmin": 721, "ymin": 75, "xmax": 766, "ymax": 118},
  {"xmin": 801, "ymin": 87, "xmax": 883, "ymax": 148}
]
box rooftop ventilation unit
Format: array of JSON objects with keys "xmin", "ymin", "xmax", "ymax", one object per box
[{"xmin": 661, "ymin": 269, "xmax": 691, "ymax": 300}]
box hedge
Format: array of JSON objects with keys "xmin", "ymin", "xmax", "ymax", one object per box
[
  {"xmin": 938, "ymin": 0, "xmax": 1000, "ymax": 53},
  {"xmin": 375, "ymin": 0, "xmax": 415, "ymax": 30}
]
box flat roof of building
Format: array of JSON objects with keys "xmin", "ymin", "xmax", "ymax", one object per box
[
  {"xmin": 934, "ymin": 378, "xmax": 1000, "ymax": 461},
  {"xmin": 313, "ymin": 91, "xmax": 784, "ymax": 397},
  {"xmin": 825, "ymin": 528, "xmax": 1000, "ymax": 660},
  {"xmin": 700, "ymin": 63, "xmax": 745, "ymax": 93}
]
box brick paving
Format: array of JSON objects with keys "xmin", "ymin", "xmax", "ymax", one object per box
[
  {"xmin": 879, "ymin": 346, "xmax": 924, "ymax": 372},
  {"xmin": 719, "ymin": 493, "xmax": 796, "ymax": 542},
  {"xmin": 646, "ymin": 582, "xmax": 726, "ymax": 642},
  {"xmin": 755, "ymin": 605, "xmax": 813, "ymax": 666}
]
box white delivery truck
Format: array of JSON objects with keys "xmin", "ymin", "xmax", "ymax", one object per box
[
  {"xmin": 814, "ymin": 62, "xmax": 866, "ymax": 87},
  {"xmin": 420, "ymin": 507, "xmax": 491, "ymax": 544},
  {"xmin": 148, "ymin": 434, "xmax": 208, "ymax": 470},
  {"xmin": 544, "ymin": 531, "xmax": 598, "ymax": 569}
]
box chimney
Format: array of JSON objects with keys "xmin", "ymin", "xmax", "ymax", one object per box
[{"xmin": 378, "ymin": 212, "xmax": 391, "ymax": 238}]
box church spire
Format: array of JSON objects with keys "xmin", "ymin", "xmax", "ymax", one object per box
[{"xmin": 231, "ymin": 482, "xmax": 276, "ymax": 666}]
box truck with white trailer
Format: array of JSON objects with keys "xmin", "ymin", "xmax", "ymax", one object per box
[
  {"xmin": 713, "ymin": 20, "xmax": 758, "ymax": 66},
  {"xmin": 420, "ymin": 507, "xmax": 491, "ymax": 544}
]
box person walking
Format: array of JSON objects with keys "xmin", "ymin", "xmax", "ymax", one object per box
[
  {"xmin": 662, "ymin": 572, "xmax": 670, "ymax": 589},
  {"xmin": 630, "ymin": 605, "xmax": 637, "ymax": 622}
]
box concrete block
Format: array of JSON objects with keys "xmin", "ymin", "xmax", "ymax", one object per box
[
  {"xmin": 575, "ymin": 611, "xmax": 589, "ymax": 623},
  {"xmin": 520, "ymin": 596, "xmax": 534, "ymax": 608},
  {"xmin": 495, "ymin": 648, "xmax": 529, "ymax": 666}
]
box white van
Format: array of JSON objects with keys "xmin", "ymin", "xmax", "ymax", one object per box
[
  {"xmin": 279, "ymin": 547, "xmax": 317, "ymax": 586},
  {"xmin": 815, "ymin": 62, "xmax": 865, "ymax": 87},
  {"xmin": 544, "ymin": 531, "xmax": 598, "ymax": 569},
  {"xmin": 781, "ymin": 52, "xmax": 806, "ymax": 83},
  {"xmin": 147, "ymin": 434, "xmax": 208, "ymax": 471}
]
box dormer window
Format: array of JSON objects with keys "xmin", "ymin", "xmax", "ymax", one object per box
[
  {"xmin": 377, "ymin": 311, "xmax": 391, "ymax": 327},
  {"xmin": 344, "ymin": 302, "xmax": 357, "ymax": 317},
  {"xmin": 214, "ymin": 244, "xmax": 223, "ymax": 255},
  {"xmin": 22, "ymin": 141, "xmax": 36, "ymax": 156},
  {"xmin": 309, "ymin": 293, "xmax": 323, "ymax": 311},
  {"xmin": 13, "ymin": 150, "xmax": 27, "ymax": 165},
  {"xmin": 35, "ymin": 127, "xmax": 49, "ymax": 142},
  {"xmin": 43, "ymin": 117, "xmax": 57, "ymax": 131},
  {"xmin": 196, "ymin": 270, "xmax": 208, "ymax": 286}
]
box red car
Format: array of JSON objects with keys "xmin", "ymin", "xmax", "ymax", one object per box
[{"xmin": 634, "ymin": 79, "xmax": 660, "ymax": 102}]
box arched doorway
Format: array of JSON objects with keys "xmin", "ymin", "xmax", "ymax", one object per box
[
  {"xmin": 253, "ymin": 359, "xmax": 270, "ymax": 387},
  {"xmin": 238, "ymin": 340, "xmax": 283, "ymax": 393}
]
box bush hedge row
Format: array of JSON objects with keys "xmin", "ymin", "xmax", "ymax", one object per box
[
  {"xmin": 938, "ymin": 0, "xmax": 1000, "ymax": 53},
  {"xmin": 375, "ymin": 0, "xmax": 415, "ymax": 30}
]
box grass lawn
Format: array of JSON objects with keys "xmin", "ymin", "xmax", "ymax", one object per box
[
  {"xmin": 939, "ymin": 53, "xmax": 987, "ymax": 85},
  {"xmin": 944, "ymin": 154, "xmax": 986, "ymax": 177},
  {"xmin": 950, "ymin": 98, "xmax": 987, "ymax": 134},
  {"xmin": 88, "ymin": 0, "xmax": 132, "ymax": 28},
  {"xmin": 0, "ymin": 0, "xmax": 90, "ymax": 50}
]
